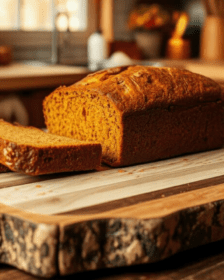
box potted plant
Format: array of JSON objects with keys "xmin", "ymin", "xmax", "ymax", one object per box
[{"xmin": 128, "ymin": 3, "xmax": 170, "ymax": 59}]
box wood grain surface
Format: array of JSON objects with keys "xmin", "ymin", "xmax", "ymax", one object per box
[
  {"xmin": 0, "ymin": 148, "xmax": 223, "ymax": 277},
  {"xmin": 0, "ymin": 148, "xmax": 223, "ymax": 215}
]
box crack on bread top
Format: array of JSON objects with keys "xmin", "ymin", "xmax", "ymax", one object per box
[{"xmin": 70, "ymin": 65, "xmax": 222, "ymax": 114}]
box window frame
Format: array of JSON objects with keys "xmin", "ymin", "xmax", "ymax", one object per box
[{"xmin": 0, "ymin": 0, "xmax": 96, "ymax": 48}]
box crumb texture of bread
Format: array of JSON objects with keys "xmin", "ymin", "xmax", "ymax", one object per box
[
  {"xmin": 44, "ymin": 87, "xmax": 123, "ymax": 165},
  {"xmin": 0, "ymin": 120, "xmax": 102, "ymax": 175},
  {"xmin": 43, "ymin": 65, "xmax": 224, "ymax": 167}
]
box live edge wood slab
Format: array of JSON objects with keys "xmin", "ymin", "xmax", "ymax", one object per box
[{"xmin": 0, "ymin": 148, "xmax": 224, "ymax": 278}]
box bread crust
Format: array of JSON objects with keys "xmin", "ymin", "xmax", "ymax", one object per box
[
  {"xmin": 75, "ymin": 66, "xmax": 222, "ymax": 113},
  {"xmin": 0, "ymin": 164, "xmax": 10, "ymax": 173}
]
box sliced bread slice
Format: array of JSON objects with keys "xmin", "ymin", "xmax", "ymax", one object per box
[{"xmin": 0, "ymin": 120, "xmax": 102, "ymax": 175}]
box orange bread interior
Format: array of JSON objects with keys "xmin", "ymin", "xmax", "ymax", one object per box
[{"xmin": 44, "ymin": 86, "xmax": 123, "ymax": 165}]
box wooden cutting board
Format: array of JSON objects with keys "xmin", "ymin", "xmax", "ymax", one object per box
[{"xmin": 0, "ymin": 148, "xmax": 224, "ymax": 278}]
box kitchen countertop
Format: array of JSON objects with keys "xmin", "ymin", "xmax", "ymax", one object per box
[
  {"xmin": 158, "ymin": 59, "xmax": 224, "ymax": 83},
  {"xmin": 0, "ymin": 62, "xmax": 89, "ymax": 91},
  {"xmin": 1, "ymin": 59, "xmax": 224, "ymax": 92}
]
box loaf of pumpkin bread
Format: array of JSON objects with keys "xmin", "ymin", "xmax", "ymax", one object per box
[
  {"xmin": 43, "ymin": 65, "xmax": 224, "ymax": 167},
  {"xmin": 0, "ymin": 120, "xmax": 101, "ymax": 175}
]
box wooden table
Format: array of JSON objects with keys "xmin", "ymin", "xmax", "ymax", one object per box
[{"xmin": 0, "ymin": 148, "xmax": 224, "ymax": 279}]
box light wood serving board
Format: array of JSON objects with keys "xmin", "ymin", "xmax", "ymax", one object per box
[{"xmin": 0, "ymin": 148, "xmax": 224, "ymax": 278}]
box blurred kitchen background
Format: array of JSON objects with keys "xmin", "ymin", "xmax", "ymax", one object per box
[{"xmin": 0, "ymin": 0, "xmax": 222, "ymax": 128}]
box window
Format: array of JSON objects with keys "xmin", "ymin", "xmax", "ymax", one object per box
[
  {"xmin": 0, "ymin": 0, "xmax": 87, "ymax": 32},
  {"xmin": 0, "ymin": 0, "xmax": 96, "ymax": 64},
  {"xmin": 0, "ymin": 0, "xmax": 19, "ymax": 30},
  {"xmin": 56, "ymin": 0, "xmax": 87, "ymax": 32}
]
